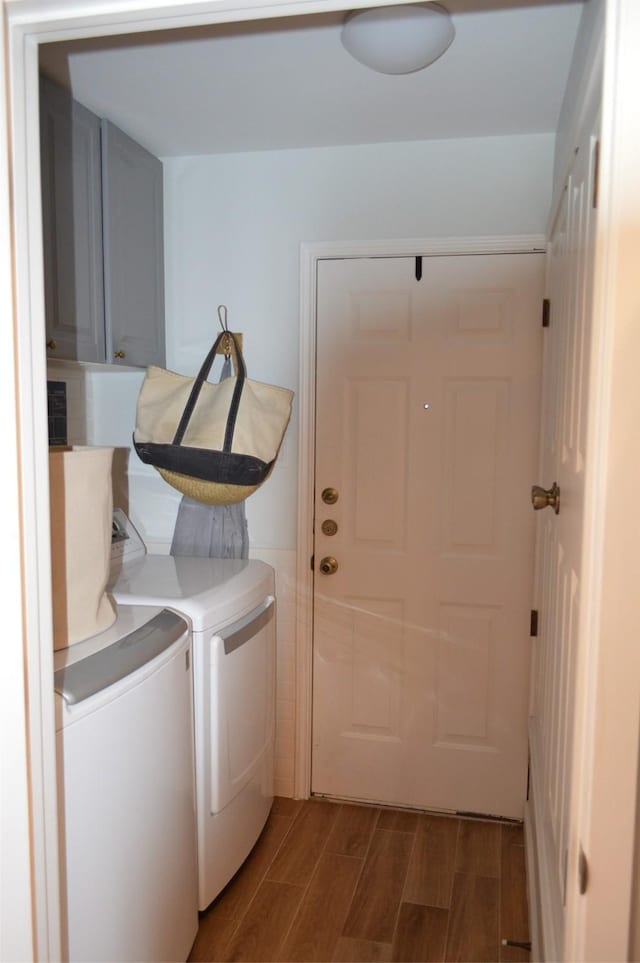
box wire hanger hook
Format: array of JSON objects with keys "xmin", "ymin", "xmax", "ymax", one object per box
[
  {"xmin": 217, "ymin": 304, "xmax": 232, "ymax": 358},
  {"xmin": 217, "ymin": 304, "xmax": 229, "ymax": 333}
]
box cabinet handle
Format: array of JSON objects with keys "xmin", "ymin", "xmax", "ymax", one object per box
[
  {"xmin": 46, "ymin": 339, "xmax": 57, "ymax": 350},
  {"xmin": 114, "ymin": 350, "xmax": 126, "ymax": 359}
]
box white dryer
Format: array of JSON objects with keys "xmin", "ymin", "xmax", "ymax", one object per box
[{"xmin": 109, "ymin": 509, "xmax": 276, "ymax": 910}]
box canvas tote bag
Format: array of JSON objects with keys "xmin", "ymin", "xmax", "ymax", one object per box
[{"xmin": 133, "ymin": 331, "xmax": 293, "ymax": 505}]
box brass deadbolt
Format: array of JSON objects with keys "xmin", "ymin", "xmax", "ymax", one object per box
[
  {"xmin": 321, "ymin": 487, "xmax": 339, "ymax": 505},
  {"xmin": 321, "ymin": 519, "xmax": 338, "ymax": 536}
]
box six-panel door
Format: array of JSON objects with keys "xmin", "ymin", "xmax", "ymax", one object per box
[{"xmin": 312, "ymin": 252, "xmax": 544, "ymax": 818}]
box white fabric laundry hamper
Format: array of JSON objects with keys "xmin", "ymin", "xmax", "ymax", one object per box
[{"xmin": 49, "ymin": 446, "xmax": 116, "ymax": 650}]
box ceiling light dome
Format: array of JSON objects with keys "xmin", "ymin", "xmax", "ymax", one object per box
[{"xmin": 341, "ymin": 3, "xmax": 455, "ymax": 75}]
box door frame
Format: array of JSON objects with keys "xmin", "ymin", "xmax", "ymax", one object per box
[
  {"xmin": 4, "ymin": 0, "xmax": 640, "ymax": 957},
  {"xmin": 295, "ymin": 234, "xmax": 547, "ymax": 800}
]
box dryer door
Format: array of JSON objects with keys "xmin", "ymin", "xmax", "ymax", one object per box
[{"xmin": 208, "ymin": 596, "xmax": 276, "ymax": 813}]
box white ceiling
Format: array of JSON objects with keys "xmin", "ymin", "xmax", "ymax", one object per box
[{"xmin": 39, "ymin": 0, "xmax": 584, "ymax": 159}]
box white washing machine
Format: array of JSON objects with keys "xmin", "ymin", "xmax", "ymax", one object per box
[
  {"xmin": 109, "ymin": 509, "xmax": 277, "ymax": 911},
  {"xmin": 54, "ymin": 604, "xmax": 198, "ymax": 962}
]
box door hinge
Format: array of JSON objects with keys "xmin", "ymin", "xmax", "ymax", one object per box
[
  {"xmin": 592, "ymin": 139, "xmax": 600, "ymax": 209},
  {"xmin": 542, "ymin": 299, "xmax": 551, "ymax": 328},
  {"xmin": 415, "ymin": 255, "xmax": 423, "ymax": 281},
  {"xmin": 578, "ymin": 845, "xmax": 589, "ymax": 895},
  {"xmin": 530, "ymin": 609, "xmax": 539, "ymax": 637},
  {"xmin": 310, "ymin": 554, "xmax": 315, "ymax": 572}
]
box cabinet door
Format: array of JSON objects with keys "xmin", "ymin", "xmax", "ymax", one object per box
[
  {"xmin": 40, "ymin": 78, "xmax": 105, "ymax": 363},
  {"xmin": 101, "ymin": 121, "xmax": 165, "ymax": 368}
]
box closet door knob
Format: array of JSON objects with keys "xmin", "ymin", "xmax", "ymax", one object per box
[
  {"xmin": 47, "ymin": 339, "xmax": 57, "ymax": 350},
  {"xmin": 531, "ymin": 482, "xmax": 560, "ymax": 514},
  {"xmin": 114, "ymin": 350, "xmax": 126, "ymax": 359}
]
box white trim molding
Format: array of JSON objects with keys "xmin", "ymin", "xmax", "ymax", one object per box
[{"xmin": 294, "ymin": 234, "xmax": 547, "ymax": 799}]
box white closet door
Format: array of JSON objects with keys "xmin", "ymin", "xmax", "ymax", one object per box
[{"xmin": 529, "ymin": 119, "xmax": 599, "ymax": 961}]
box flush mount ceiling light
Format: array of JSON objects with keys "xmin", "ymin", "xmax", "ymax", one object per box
[{"xmin": 341, "ymin": 3, "xmax": 455, "ymax": 75}]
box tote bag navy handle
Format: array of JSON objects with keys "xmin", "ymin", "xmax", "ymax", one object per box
[{"xmin": 172, "ymin": 331, "xmax": 246, "ymax": 451}]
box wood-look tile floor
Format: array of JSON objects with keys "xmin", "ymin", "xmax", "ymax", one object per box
[{"xmin": 189, "ymin": 798, "xmax": 530, "ymax": 963}]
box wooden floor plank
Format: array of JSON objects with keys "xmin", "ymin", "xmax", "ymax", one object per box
[
  {"xmin": 271, "ymin": 796, "xmax": 304, "ymax": 820},
  {"xmin": 445, "ymin": 873, "xmax": 499, "ymax": 963},
  {"xmin": 392, "ymin": 902, "xmax": 448, "ymax": 963},
  {"xmin": 404, "ymin": 815, "xmax": 459, "ymax": 909},
  {"xmin": 188, "ymin": 916, "xmax": 238, "ymax": 963},
  {"xmin": 501, "ymin": 823, "xmax": 525, "ymax": 848},
  {"xmin": 377, "ymin": 808, "xmax": 420, "ymax": 834},
  {"xmin": 222, "ymin": 879, "xmax": 304, "ymax": 962},
  {"xmin": 279, "ymin": 852, "xmax": 363, "ymax": 962},
  {"xmin": 342, "ymin": 830, "xmax": 414, "ymax": 943},
  {"xmin": 332, "ymin": 937, "xmax": 393, "ymax": 962},
  {"xmin": 455, "ymin": 820, "xmax": 501, "ymax": 878},
  {"xmin": 206, "ymin": 812, "xmax": 295, "ymax": 921},
  {"xmin": 267, "ymin": 799, "xmax": 338, "ymax": 887},
  {"xmin": 325, "ymin": 804, "xmax": 380, "ymax": 859},
  {"xmin": 190, "ymin": 802, "xmax": 530, "ymax": 963},
  {"xmin": 500, "ymin": 827, "xmax": 530, "ymax": 963}
]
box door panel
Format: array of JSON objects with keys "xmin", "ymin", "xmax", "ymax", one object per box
[
  {"xmin": 529, "ymin": 122, "xmax": 598, "ymax": 958},
  {"xmin": 349, "ymin": 377, "xmax": 409, "ymax": 546},
  {"xmin": 312, "ymin": 253, "xmax": 544, "ymax": 818}
]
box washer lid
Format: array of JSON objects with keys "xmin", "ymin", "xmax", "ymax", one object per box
[
  {"xmin": 110, "ymin": 555, "xmax": 274, "ymax": 631},
  {"xmin": 53, "ymin": 603, "xmax": 166, "ymax": 671},
  {"xmin": 54, "ymin": 609, "xmax": 189, "ymax": 706}
]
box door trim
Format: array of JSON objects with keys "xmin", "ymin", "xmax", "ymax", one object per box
[{"xmin": 295, "ymin": 234, "xmax": 547, "ymax": 798}]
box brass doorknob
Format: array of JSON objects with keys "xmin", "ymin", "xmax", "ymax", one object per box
[
  {"xmin": 322, "ymin": 487, "xmax": 339, "ymax": 505},
  {"xmin": 319, "ymin": 556, "xmax": 339, "ymax": 575},
  {"xmin": 114, "ymin": 350, "xmax": 126, "ymax": 359},
  {"xmin": 46, "ymin": 339, "xmax": 57, "ymax": 350},
  {"xmin": 531, "ymin": 482, "xmax": 560, "ymax": 514}
]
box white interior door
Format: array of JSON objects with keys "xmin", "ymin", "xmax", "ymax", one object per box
[
  {"xmin": 312, "ymin": 252, "xmax": 544, "ymax": 819},
  {"xmin": 528, "ymin": 116, "xmax": 599, "ymax": 961}
]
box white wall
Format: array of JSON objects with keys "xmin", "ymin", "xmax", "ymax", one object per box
[
  {"xmin": 159, "ymin": 133, "xmax": 554, "ymax": 549},
  {"xmin": 553, "ymin": 0, "xmax": 604, "ymax": 210},
  {"xmin": 79, "ymin": 132, "xmax": 556, "ymax": 552},
  {"xmin": 82, "ymin": 131, "xmax": 555, "ymax": 794}
]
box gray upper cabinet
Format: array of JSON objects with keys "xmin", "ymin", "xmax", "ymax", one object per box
[
  {"xmin": 40, "ymin": 78, "xmax": 165, "ymax": 368},
  {"xmin": 40, "ymin": 78, "xmax": 106, "ymax": 363},
  {"xmin": 101, "ymin": 121, "xmax": 165, "ymax": 368}
]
